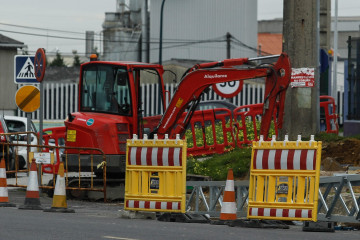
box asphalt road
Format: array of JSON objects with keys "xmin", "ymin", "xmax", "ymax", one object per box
[{"xmin": 0, "ymin": 189, "xmax": 359, "ymax": 240}]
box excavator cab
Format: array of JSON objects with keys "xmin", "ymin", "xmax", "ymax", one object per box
[
  {"xmin": 64, "ymin": 61, "xmax": 166, "ymax": 175},
  {"xmin": 80, "ymin": 64, "xmax": 132, "ymax": 115}
]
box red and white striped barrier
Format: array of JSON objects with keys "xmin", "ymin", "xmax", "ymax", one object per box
[
  {"xmin": 249, "ymin": 207, "xmax": 312, "ymax": 219},
  {"xmin": 253, "ymin": 149, "xmax": 316, "ymax": 170},
  {"xmin": 128, "ymin": 147, "xmax": 183, "ymax": 166},
  {"xmin": 126, "ymin": 200, "xmax": 181, "ymax": 211}
]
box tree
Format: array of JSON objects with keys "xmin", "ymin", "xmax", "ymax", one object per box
[
  {"xmin": 50, "ymin": 51, "xmax": 65, "ymax": 67},
  {"xmin": 72, "ymin": 50, "xmax": 81, "ymax": 67}
]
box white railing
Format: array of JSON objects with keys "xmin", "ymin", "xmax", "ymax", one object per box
[
  {"xmin": 17, "ymin": 83, "xmax": 78, "ymax": 120},
  {"xmin": 17, "ymin": 83, "xmax": 344, "ymax": 125}
]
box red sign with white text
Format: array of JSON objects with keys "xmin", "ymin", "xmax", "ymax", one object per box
[{"xmin": 290, "ymin": 68, "xmax": 315, "ymax": 88}]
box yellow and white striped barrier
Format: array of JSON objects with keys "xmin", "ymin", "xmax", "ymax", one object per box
[{"xmin": 247, "ymin": 135, "xmax": 322, "ymax": 222}]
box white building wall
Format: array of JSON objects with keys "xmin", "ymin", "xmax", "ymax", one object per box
[
  {"xmin": 0, "ymin": 48, "xmax": 18, "ymax": 114},
  {"xmin": 150, "ymin": 0, "xmax": 258, "ymax": 63}
]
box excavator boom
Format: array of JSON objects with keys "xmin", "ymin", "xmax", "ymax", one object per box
[{"xmin": 153, "ymin": 53, "xmax": 291, "ymax": 139}]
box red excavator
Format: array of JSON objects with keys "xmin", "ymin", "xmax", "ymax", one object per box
[{"xmin": 50, "ymin": 53, "xmax": 291, "ymax": 178}]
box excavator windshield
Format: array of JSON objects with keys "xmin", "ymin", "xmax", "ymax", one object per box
[{"xmin": 80, "ymin": 64, "xmax": 132, "ymax": 116}]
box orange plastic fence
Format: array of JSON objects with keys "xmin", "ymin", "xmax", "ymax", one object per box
[
  {"xmin": 233, "ymin": 103, "xmax": 278, "ymax": 146},
  {"xmin": 143, "ymin": 106, "xmax": 277, "ymax": 157},
  {"xmin": 185, "ymin": 108, "xmax": 235, "ymax": 156},
  {"xmin": 320, "ymin": 95, "xmax": 339, "ymax": 134},
  {"xmin": 42, "ymin": 126, "xmax": 66, "ymax": 174},
  {"xmin": 142, "ymin": 110, "xmax": 237, "ymax": 157},
  {"xmin": 45, "ymin": 95, "xmax": 338, "ymax": 161}
]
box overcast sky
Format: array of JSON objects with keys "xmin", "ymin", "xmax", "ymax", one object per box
[{"xmin": 0, "ymin": 0, "xmax": 359, "ymax": 56}]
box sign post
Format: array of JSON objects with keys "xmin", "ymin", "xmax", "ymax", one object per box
[
  {"xmin": 15, "ymin": 85, "xmax": 41, "ymax": 180},
  {"xmin": 34, "ymin": 48, "xmax": 46, "ymax": 192},
  {"xmin": 14, "ymin": 49, "xmax": 46, "ymax": 192},
  {"xmin": 34, "ymin": 48, "xmax": 46, "ymax": 147},
  {"xmin": 14, "ymin": 54, "xmax": 39, "ymax": 179}
]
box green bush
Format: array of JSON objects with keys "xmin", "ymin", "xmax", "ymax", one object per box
[
  {"xmin": 185, "ymin": 121, "xmax": 228, "ymax": 148},
  {"xmin": 314, "ymin": 132, "xmax": 344, "ymax": 142},
  {"xmin": 185, "ymin": 117, "xmax": 276, "ymax": 180},
  {"xmin": 187, "ymin": 147, "xmax": 252, "ymax": 180},
  {"xmin": 236, "ymin": 117, "xmax": 277, "ymax": 140},
  {"xmin": 185, "ymin": 118, "xmax": 276, "ymax": 148}
]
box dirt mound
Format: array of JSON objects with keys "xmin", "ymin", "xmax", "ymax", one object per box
[
  {"xmin": 321, "ymin": 138, "xmax": 360, "ymax": 167},
  {"xmin": 321, "ymin": 157, "xmax": 346, "ymax": 171}
]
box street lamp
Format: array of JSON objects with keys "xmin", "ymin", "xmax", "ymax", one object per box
[{"xmin": 159, "ymin": 0, "xmax": 166, "ymax": 64}]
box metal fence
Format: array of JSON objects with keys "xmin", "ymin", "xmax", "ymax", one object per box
[
  {"xmin": 1, "ymin": 134, "xmax": 108, "ymax": 201},
  {"xmin": 186, "ymin": 174, "xmax": 360, "ymax": 223},
  {"xmin": 17, "ymin": 83, "xmax": 344, "ymax": 125}
]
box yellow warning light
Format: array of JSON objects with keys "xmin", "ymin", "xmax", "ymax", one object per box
[
  {"xmin": 328, "ymin": 49, "xmax": 334, "ymax": 56},
  {"xmin": 90, "ymin": 54, "xmax": 98, "ymax": 61}
]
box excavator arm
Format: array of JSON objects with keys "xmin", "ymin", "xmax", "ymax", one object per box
[{"xmin": 152, "ymin": 53, "xmax": 291, "ymax": 139}]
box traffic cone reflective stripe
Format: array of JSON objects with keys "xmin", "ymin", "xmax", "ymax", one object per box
[
  {"xmin": 44, "ymin": 162, "xmax": 74, "ymax": 213},
  {"xmin": 26, "ymin": 167, "xmax": 40, "ymax": 197},
  {"xmin": 0, "ymin": 158, "xmax": 15, "ymax": 207},
  {"xmin": 19, "ymin": 159, "xmax": 43, "ymax": 210},
  {"xmin": 0, "ymin": 167, "xmax": 8, "ymax": 200},
  {"xmin": 219, "ymin": 168, "xmax": 237, "ymax": 220}
]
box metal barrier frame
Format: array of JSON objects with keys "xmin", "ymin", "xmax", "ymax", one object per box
[
  {"xmin": 0, "ymin": 131, "xmax": 40, "ymax": 174},
  {"xmin": 185, "ymin": 175, "xmax": 360, "ymax": 223},
  {"xmin": 0, "ymin": 138, "xmax": 107, "ymax": 202},
  {"xmin": 317, "ymin": 174, "xmax": 360, "ymax": 222},
  {"xmin": 186, "ymin": 180, "xmax": 249, "ymax": 217}
]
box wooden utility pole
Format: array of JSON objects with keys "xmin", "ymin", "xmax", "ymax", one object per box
[{"xmin": 280, "ymin": 0, "xmax": 319, "ymax": 140}]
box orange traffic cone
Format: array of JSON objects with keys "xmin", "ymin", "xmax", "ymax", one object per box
[
  {"xmin": 44, "ymin": 162, "xmax": 74, "ymax": 213},
  {"xmin": 0, "ymin": 158, "xmax": 16, "ymax": 207},
  {"xmin": 19, "ymin": 159, "xmax": 43, "ymax": 210},
  {"xmin": 219, "ymin": 168, "xmax": 237, "ymax": 220}
]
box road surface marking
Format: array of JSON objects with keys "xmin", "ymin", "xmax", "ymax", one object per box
[{"xmin": 103, "ymin": 236, "xmax": 138, "ymax": 240}]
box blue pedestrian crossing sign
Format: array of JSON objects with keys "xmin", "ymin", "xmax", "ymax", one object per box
[{"xmin": 14, "ymin": 55, "xmax": 38, "ymax": 84}]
